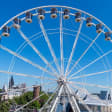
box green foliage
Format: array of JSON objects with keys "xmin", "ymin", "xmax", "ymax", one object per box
[
  {"xmin": 0, "ymin": 90, "xmax": 50, "ymax": 111},
  {"xmin": 0, "ymin": 102, "xmax": 10, "ymax": 112},
  {"xmin": 8, "ymin": 99, "xmax": 15, "ymax": 105},
  {"xmin": 0, "ymin": 96, "xmax": 1, "ymax": 102},
  {"xmin": 28, "ymin": 100, "xmax": 41, "ymax": 109},
  {"xmin": 0, "ymin": 89, "xmax": 2, "ymax": 101},
  {"xmin": 13, "ymin": 91, "xmax": 43, "ymax": 109},
  {"xmin": 14, "ymin": 91, "xmax": 33, "ymax": 105},
  {"xmin": 23, "ymin": 91, "xmax": 33, "ymax": 102},
  {"xmin": 39, "ymin": 91, "xmax": 49, "ymax": 107},
  {"xmin": 0, "ymin": 89, "xmax": 2, "ymax": 92}
]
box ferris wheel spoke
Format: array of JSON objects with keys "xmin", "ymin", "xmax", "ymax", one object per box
[
  {"xmin": 71, "ymin": 69, "xmax": 112, "ymax": 80},
  {"xmin": 63, "ymin": 30, "xmax": 108, "ymax": 73},
  {"xmin": 7, "ymin": 32, "xmax": 44, "ymax": 73},
  {"xmin": 38, "ymin": 19, "xmax": 61, "ymax": 73},
  {"xmin": 0, "ymin": 70, "xmax": 40, "ymax": 78},
  {"xmin": 0, "ymin": 70, "xmax": 56, "ymax": 81},
  {"xmin": 68, "ymin": 50, "xmax": 112, "ymax": 80},
  {"xmin": 17, "ymin": 29, "xmax": 59, "ymax": 77},
  {"xmin": 60, "ymin": 8, "xmax": 64, "ymax": 75},
  {"xmin": 65, "ymin": 19, "xmax": 84, "ymax": 77},
  {"xmin": 69, "ymin": 85, "xmax": 92, "ymax": 112},
  {"xmin": 69, "ymin": 81, "xmax": 111, "ymax": 89},
  {"xmin": 15, "ymin": 81, "xmax": 57, "ymax": 112},
  {"xmin": 67, "ymin": 32, "xmax": 102, "ymax": 77},
  {"xmin": 0, "ymin": 45, "xmax": 57, "ymax": 78}
]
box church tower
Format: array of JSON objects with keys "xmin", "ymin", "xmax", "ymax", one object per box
[{"xmin": 9, "ymin": 76, "xmax": 14, "ymax": 89}]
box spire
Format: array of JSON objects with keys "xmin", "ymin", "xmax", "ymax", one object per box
[
  {"xmin": 2, "ymin": 84, "xmax": 7, "ymax": 92},
  {"xmin": 9, "ymin": 76, "xmax": 14, "ymax": 89}
]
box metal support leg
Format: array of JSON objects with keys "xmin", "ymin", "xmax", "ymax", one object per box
[
  {"xmin": 66, "ymin": 84, "xmax": 81, "ymax": 112},
  {"xmin": 50, "ymin": 85, "xmax": 63, "ymax": 112}
]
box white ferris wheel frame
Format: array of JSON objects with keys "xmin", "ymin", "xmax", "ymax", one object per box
[{"xmin": 0, "ymin": 5, "xmax": 112, "ymax": 112}]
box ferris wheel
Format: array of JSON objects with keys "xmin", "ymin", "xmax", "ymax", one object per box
[{"xmin": 0, "ymin": 5, "xmax": 112, "ymax": 112}]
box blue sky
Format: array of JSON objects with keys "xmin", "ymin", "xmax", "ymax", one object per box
[
  {"xmin": 0, "ymin": 0, "xmax": 112, "ymax": 28},
  {"xmin": 0, "ymin": 0, "xmax": 112, "ymax": 93}
]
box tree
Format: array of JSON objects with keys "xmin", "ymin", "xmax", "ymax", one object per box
[
  {"xmin": 13, "ymin": 91, "xmax": 49, "ymax": 110},
  {"xmin": 0, "ymin": 89, "xmax": 2, "ymax": 102},
  {"xmin": 23, "ymin": 91, "xmax": 33, "ymax": 102},
  {"xmin": 0, "ymin": 89, "xmax": 2, "ymax": 92},
  {"xmin": 0, "ymin": 102, "xmax": 10, "ymax": 112},
  {"xmin": 28, "ymin": 100, "xmax": 40, "ymax": 109},
  {"xmin": 14, "ymin": 95, "xmax": 26, "ymax": 105},
  {"xmin": 14, "ymin": 91, "xmax": 33, "ymax": 105},
  {"xmin": 39, "ymin": 91, "xmax": 49, "ymax": 107}
]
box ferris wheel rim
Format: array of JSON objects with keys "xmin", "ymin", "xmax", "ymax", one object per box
[{"xmin": 0, "ymin": 5, "xmax": 111, "ymax": 32}]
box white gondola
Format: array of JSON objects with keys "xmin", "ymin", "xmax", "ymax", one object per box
[
  {"xmin": 86, "ymin": 17, "xmax": 92, "ymax": 27},
  {"xmin": 2, "ymin": 26, "xmax": 10, "ymax": 37},
  {"xmin": 75, "ymin": 12, "xmax": 81, "ymax": 22},
  {"xmin": 63, "ymin": 9, "xmax": 69, "ymax": 19},
  {"xmin": 96, "ymin": 23, "xmax": 102, "ymax": 33},
  {"xmin": 38, "ymin": 9, "xmax": 45, "ymax": 20},
  {"xmin": 105, "ymin": 32, "xmax": 111, "ymax": 41},
  {"xmin": 51, "ymin": 8, "xmax": 57, "ymax": 18},
  {"xmin": 13, "ymin": 18, "xmax": 21, "ymax": 29},
  {"xmin": 25, "ymin": 12, "xmax": 33, "ymax": 23}
]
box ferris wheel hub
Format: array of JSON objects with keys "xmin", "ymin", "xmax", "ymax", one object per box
[{"xmin": 57, "ymin": 76, "xmax": 67, "ymax": 85}]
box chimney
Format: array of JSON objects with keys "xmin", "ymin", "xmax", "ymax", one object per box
[{"xmin": 33, "ymin": 85, "xmax": 40, "ymax": 99}]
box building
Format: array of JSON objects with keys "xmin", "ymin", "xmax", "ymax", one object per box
[
  {"xmin": 0, "ymin": 76, "xmax": 27, "ymax": 101},
  {"xmin": 33, "ymin": 85, "xmax": 40, "ymax": 99},
  {"xmin": 9, "ymin": 76, "xmax": 14, "ymax": 89},
  {"xmin": 1, "ymin": 84, "xmax": 8, "ymax": 101}
]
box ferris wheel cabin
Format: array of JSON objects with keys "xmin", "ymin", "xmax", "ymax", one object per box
[
  {"xmin": 86, "ymin": 17, "xmax": 92, "ymax": 27},
  {"xmin": 105, "ymin": 32, "xmax": 111, "ymax": 41},
  {"xmin": 51, "ymin": 8, "xmax": 57, "ymax": 19},
  {"xmin": 2, "ymin": 26, "xmax": 10, "ymax": 37},
  {"xmin": 75, "ymin": 12, "xmax": 81, "ymax": 22},
  {"xmin": 63, "ymin": 9, "xmax": 70, "ymax": 19},
  {"xmin": 96, "ymin": 23, "xmax": 103, "ymax": 33},
  {"xmin": 13, "ymin": 18, "xmax": 21, "ymax": 29},
  {"xmin": 25, "ymin": 12, "xmax": 33, "ymax": 23},
  {"xmin": 38, "ymin": 9, "xmax": 45, "ymax": 20}
]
